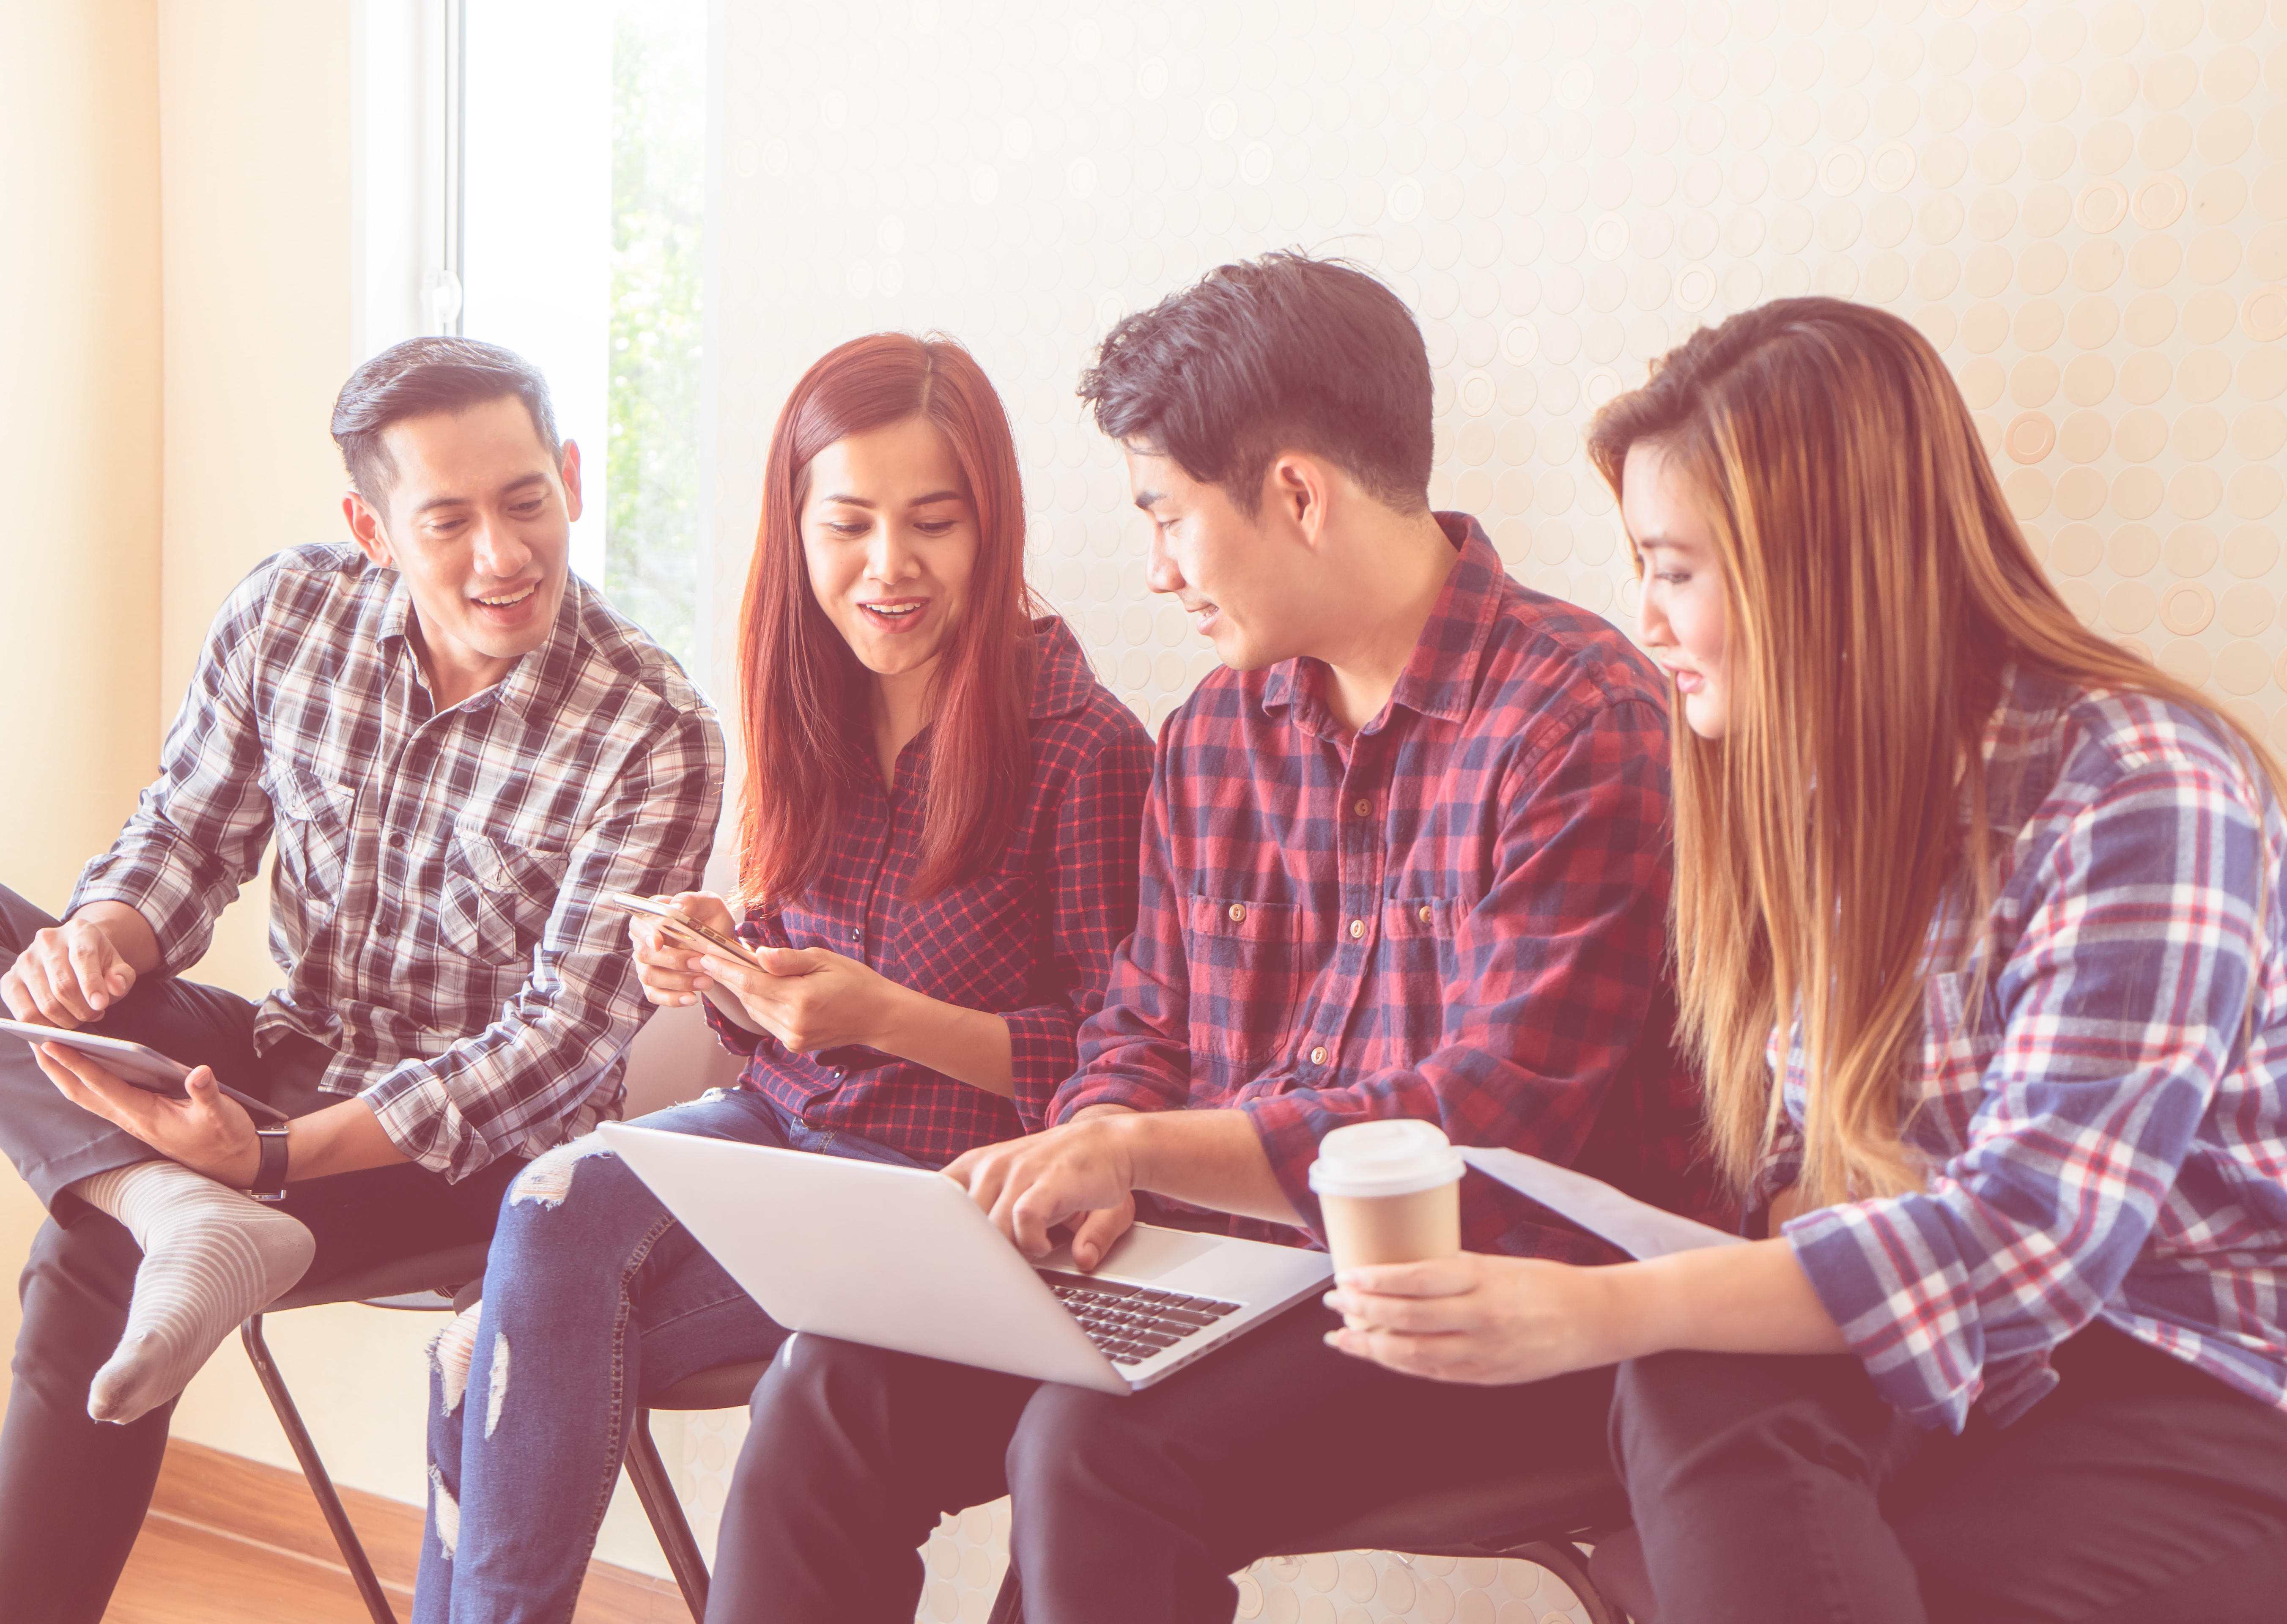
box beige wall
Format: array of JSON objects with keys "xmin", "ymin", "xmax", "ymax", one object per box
[
  {"xmin": 0, "ymin": 0, "xmax": 164, "ymax": 1444},
  {"xmin": 0, "ymin": 2, "xmax": 675, "ymax": 1577}
]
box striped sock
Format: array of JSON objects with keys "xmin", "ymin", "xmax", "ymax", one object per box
[{"xmin": 71, "ymin": 1161, "xmax": 316, "ymax": 1425}]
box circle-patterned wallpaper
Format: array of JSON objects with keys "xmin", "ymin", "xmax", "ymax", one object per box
[
  {"xmin": 710, "ymin": 0, "xmax": 2287, "ymax": 753},
  {"xmin": 697, "ymin": 0, "xmax": 2284, "ymax": 1618}
]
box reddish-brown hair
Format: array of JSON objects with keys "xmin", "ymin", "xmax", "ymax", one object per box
[{"xmin": 737, "ymin": 333, "xmax": 1040, "ymax": 906}]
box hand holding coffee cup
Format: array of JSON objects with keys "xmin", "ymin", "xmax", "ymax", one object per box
[{"xmin": 1307, "ymin": 1119, "xmax": 1465, "ymax": 1273}]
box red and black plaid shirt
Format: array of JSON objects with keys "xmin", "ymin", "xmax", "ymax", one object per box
[
  {"xmin": 1055, "ymin": 516, "xmax": 1714, "ymax": 1261},
  {"xmin": 708, "ymin": 617, "xmax": 1151, "ymax": 1166}
]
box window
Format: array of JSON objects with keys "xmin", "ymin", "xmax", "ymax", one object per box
[{"xmin": 361, "ymin": 0, "xmax": 705, "ymax": 667}]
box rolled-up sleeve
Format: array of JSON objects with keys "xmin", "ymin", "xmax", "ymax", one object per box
[
  {"xmin": 1053, "ymin": 734, "xmax": 1198, "ymax": 1122},
  {"xmin": 1783, "ymin": 757, "xmax": 2263, "ymax": 1431},
  {"xmin": 359, "ymin": 707, "xmax": 725, "ymax": 1177},
  {"xmin": 998, "ymin": 719, "xmax": 1151, "ymax": 1125}
]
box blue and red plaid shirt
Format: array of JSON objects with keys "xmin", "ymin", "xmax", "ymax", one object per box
[
  {"xmin": 707, "ymin": 617, "xmax": 1151, "ymax": 1166},
  {"xmin": 1054, "ymin": 516, "xmax": 1711, "ymax": 1261},
  {"xmin": 1775, "ymin": 664, "xmax": 2287, "ymax": 1431}
]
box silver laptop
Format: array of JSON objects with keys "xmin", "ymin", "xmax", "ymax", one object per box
[{"xmin": 597, "ymin": 1122, "xmax": 1333, "ymax": 1395}]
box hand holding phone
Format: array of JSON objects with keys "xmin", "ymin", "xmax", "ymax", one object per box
[{"xmin": 602, "ymin": 891, "xmax": 767, "ymax": 971}]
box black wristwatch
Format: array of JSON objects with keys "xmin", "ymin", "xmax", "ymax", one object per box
[{"xmin": 250, "ymin": 1124, "xmax": 292, "ymax": 1203}]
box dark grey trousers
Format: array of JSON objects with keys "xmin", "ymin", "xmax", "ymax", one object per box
[
  {"xmin": 0, "ymin": 884, "xmax": 518, "ymax": 1624},
  {"xmin": 1612, "ymin": 1322, "xmax": 2287, "ymax": 1622}
]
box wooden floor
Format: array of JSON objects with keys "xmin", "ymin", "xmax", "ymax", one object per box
[{"xmin": 104, "ymin": 1440, "xmax": 690, "ymax": 1624}]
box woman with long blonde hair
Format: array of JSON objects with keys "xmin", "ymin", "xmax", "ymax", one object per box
[{"xmin": 1322, "ymin": 298, "xmax": 2287, "ymax": 1620}]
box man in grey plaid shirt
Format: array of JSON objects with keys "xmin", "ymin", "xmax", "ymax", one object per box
[{"xmin": 0, "ymin": 337, "xmax": 724, "ymax": 1621}]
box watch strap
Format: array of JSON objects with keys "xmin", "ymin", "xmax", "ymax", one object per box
[{"xmin": 250, "ymin": 1124, "xmax": 291, "ymax": 1203}]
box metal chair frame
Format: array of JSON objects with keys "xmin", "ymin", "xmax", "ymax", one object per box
[
  {"xmin": 982, "ymin": 1475, "xmax": 1635, "ymax": 1624},
  {"xmin": 237, "ymin": 1241, "xmax": 494, "ymax": 1624}
]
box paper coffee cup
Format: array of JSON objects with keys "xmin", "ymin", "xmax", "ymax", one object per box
[{"xmin": 1307, "ymin": 1119, "xmax": 1465, "ymax": 1273}]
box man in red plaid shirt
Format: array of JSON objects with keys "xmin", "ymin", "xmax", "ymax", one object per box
[{"xmin": 705, "ymin": 254, "xmax": 1705, "ymax": 1624}]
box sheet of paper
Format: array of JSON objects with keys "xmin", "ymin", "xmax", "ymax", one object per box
[{"xmin": 1462, "ymin": 1147, "xmax": 1744, "ymax": 1259}]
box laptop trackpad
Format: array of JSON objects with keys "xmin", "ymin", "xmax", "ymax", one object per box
[{"xmin": 1036, "ymin": 1224, "xmax": 1220, "ymax": 1284}]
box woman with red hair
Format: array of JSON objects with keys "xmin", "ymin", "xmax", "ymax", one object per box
[{"xmin": 414, "ymin": 333, "xmax": 1151, "ymax": 1623}]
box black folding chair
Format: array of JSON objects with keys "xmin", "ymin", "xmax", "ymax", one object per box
[
  {"xmin": 617, "ymin": 1357, "xmax": 777, "ymax": 1620},
  {"xmin": 238, "ymin": 1240, "xmax": 494, "ymax": 1624},
  {"xmin": 984, "ymin": 1462, "xmax": 1638, "ymax": 1624}
]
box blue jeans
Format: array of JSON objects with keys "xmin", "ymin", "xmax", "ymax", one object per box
[{"xmin": 413, "ymin": 1088, "xmax": 921, "ymax": 1624}]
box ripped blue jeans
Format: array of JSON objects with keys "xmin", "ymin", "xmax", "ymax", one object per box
[{"xmin": 412, "ymin": 1087, "xmax": 922, "ymax": 1624}]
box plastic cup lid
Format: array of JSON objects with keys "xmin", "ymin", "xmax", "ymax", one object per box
[{"xmin": 1306, "ymin": 1119, "xmax": 1466, "ymax": 1199}]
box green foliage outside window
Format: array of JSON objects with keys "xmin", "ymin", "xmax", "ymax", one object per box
[{"xmin": 606, "ymin": 0, "xmax": 704, "ymax": 668}]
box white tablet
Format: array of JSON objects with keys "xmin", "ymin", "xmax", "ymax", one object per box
[{"xmin": 0, "ymin": 1019, "xmax": 289, "ymax": 1123}]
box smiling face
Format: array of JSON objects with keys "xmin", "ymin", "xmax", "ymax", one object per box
[
  {"xmin": 345, "ymin": 393, "xmax": 579, "ymax": 700},
  {"xmin": 1123, "ymin": 445, "xmax": 1306, "ymax": 672},
  {"xmin": 1625, "ymin": 439, "xmax": 1732, "ymax": 740},
  {"xmin": 800, "ymin": 416, "xmax": 979, "ymax": 686}
]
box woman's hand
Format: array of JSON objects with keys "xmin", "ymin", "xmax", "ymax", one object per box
[
  {"xmin": 696, "ymin": 945, "xmax": 900, "ymax": 1056},
  {"xmin": 629, "ymin": 892, "xmax": 746, "ymax": 1013},
  {"xmin": 1322, "ymin": 1253, "xmax": 1618, "ymax": 1386}
]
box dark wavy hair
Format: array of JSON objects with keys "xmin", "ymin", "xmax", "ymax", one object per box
[{"xmin": 1077, "ymin": 250, "xmax": 1433, "ymax": 515}]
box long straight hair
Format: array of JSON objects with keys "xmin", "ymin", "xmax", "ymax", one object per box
[
  {"xmin": 1588, "ymin": 298, "xmax": 2285, "ymax": 1206},
  {"xmin": 737, "ymin": 333, "xmax": 1039, "ymax": 907}
]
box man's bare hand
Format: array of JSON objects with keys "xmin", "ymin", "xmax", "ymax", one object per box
[
  {"xmin": 34, "ymin": 1045, "xmax": 262, "ymax": 1187},
  {"xmin": 942, "ymin": 1118, "xmax": 1139, "ymax": 1270},
  {"xmin": 2, "ymin": 913, "xmax": 142, "ymax": 1029}
]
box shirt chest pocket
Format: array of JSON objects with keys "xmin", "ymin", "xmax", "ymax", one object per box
[
  {"xmin": 1181, "ymin": 895, "xmax": 1319, "ymax": 1069},
  {"xmin": 266, "ymin": 766, "xmax": 356, "ymax": 909},
  {"xmin": 438, "ymin": 828, "xmax": 572, "ymax": 964}
]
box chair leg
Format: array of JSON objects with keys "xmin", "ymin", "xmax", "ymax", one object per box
[
  {"xmin": 1507, "ymin": 1538, "xmax": 1626, "ymax": 1624},
  {"xmin": 239, "ymin": 1314, "xmax": 399, "ymax": 1624},
  {"xmin": 984, "ymin": 1563, "xmax": 1022, "ymax": 1624},
  {"xmin": 623, "ymin": 1405, "xmax": 710, "ymax": 1621}
]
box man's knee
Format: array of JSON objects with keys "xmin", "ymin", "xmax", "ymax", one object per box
[
  {"xmin": 0, "ymin": 884, "xmax": 58, "ymax": 959},
  {"xmin": 1005, "ymin": 1382, "xmax": 1161, "ymax": 1504},
  {"xmin": 12, "ymin": 1215, "xmax": 141, "ymax": 1400}
]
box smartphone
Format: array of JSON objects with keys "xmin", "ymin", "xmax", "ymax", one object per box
[
  {"xmin": 600, "ymin": 892, "xmax": 767, "ymax": 970},
  {"xmin": 0, "ymin": 1018, "xmax": 291, "ymax": 1124}
]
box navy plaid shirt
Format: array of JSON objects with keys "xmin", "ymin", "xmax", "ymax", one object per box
[
  {"xmin": 1771, "ymin": 665, "xmax": 2287, "ymax": 1430},
  {"xmin": 708, "ymin": 617, "xmax": 1152, "ymax": 1165},
  {"xmin": 1055, "ymin": 516, "xmax": 1710, "ymax": 1260}
]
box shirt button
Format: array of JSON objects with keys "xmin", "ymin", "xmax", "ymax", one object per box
[
  {"xmin": 1418, "ymin": 905, "xmax": 1433, "ymax": 924},
  {"xmin": 387, "ymin": 832, "xmax": 405, "ymax": 850},
  {"xmin": 1227, "ymin": 903, "xmax": 1246, "ymax": 923},
  {"xmin": 1352, "ymin": 798, "xmax": 1371, "ymax": 817},
  {"xmin": 832, "ymin": 1067, "xmax": 845, "ymax": 1079},
  {"xmin": 1348, "ymin": 919, "xmax": 1366, "ymax": 940},
  {"xmin": 1310, "ymin": 1045, "xmax": 1328, "ymax": 1065},
  {"xmin": 850, "ymin": 927, "xmax": 862, "ymax": 941}
]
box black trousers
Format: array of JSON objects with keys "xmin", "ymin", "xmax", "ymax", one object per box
[
  {"xmin": 0, "ymin": 885, "xmax": 519, "ymax": 1624},
  {"xmin": 1611, "ymin": 1324, "xmax": 2287, "ymax": 1623},
  {"xmin": 705, "ymin": 1295, "xmax": 1618, "ymax": 1624}
]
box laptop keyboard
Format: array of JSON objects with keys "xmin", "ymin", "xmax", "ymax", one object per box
[{"xmin": 1036, "ymin": 1270, "xmax": 1242, "ymax": 1366}]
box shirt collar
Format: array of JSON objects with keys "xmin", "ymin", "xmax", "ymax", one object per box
[
  {"xmin": 1028, "ymin": 614, "xmax": 1099, "ymax": 721},
  {"xmin": 1259, "ymin": 511, "xmax": 1500, "ymax": 733},
  {"xmin": 374, "ymin": 565, "xmax": 585, "ymax": 722}
]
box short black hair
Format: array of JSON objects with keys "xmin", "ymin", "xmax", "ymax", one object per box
[
  {"xmin": 330, "ymin": 336, "xmax": 560, "ymax": 506},
  {"xmin": 1076, "ymin": 251, "xmax": 1432, "ymax": 516}
]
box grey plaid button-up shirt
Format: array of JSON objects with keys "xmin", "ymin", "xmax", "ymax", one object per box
[{"xmin": 71, "ymin": 543, "xmax": 724, "ymax": 1179}]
